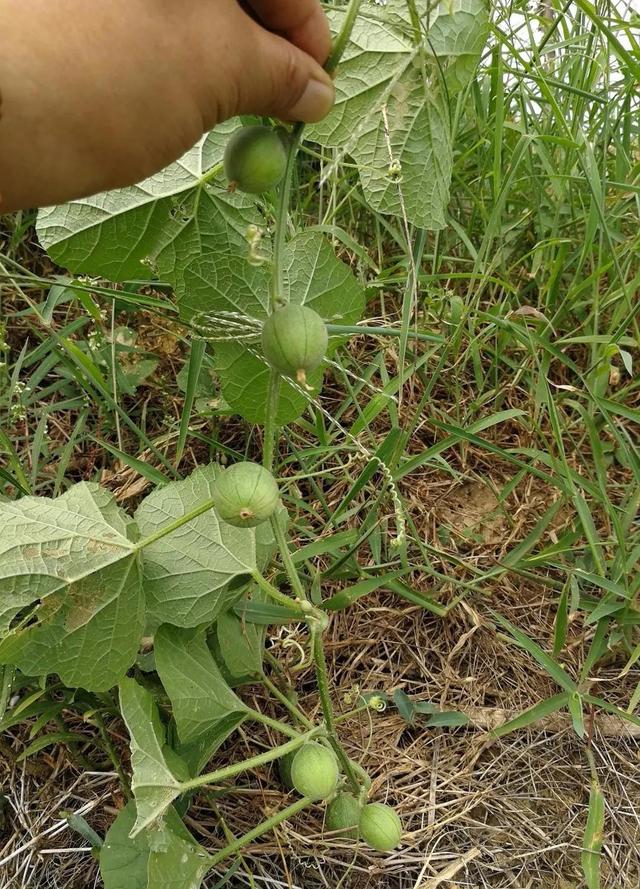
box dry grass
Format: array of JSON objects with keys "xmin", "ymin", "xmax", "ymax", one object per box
[{"xmin": 2, "ymin": 579, "xmax": 639, "ymax": 888}]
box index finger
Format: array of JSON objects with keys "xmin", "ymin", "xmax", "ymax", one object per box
[{"xmin": 245, "ymin": 0, "xmax": 332, "ymax": 65}]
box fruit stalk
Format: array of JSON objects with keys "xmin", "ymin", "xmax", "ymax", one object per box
[
  {"xmin": 208, "ymin": 795, "xmax": 312, "ymax": 868},
  {"xmin": 180, "ymin": 725, "xmax": 324, "ymax": 792},
  {"xmin": 251, "ymin": 568, "xmax": 306, "ymax": 613},
  {"xmin": 270, "ymin": 511, "xmax": 307, "ymax": 601}
]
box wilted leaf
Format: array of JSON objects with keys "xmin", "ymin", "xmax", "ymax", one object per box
[{"xmin": 119, "ymin": 678, "xmax": 183, "ymax": 836}]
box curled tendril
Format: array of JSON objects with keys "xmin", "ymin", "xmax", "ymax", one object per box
[
  {"xmin": 367, "ymin": 695, "xmax": 387, "ymax": 712},
  {"xmin": 281, "ymin": 635, "xmax": 307, "ymax": 668}
]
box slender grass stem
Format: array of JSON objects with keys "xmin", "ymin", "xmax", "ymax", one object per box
[{"xmin": 0, "ymin": 666, "xmax": 14, "ymax": 721}]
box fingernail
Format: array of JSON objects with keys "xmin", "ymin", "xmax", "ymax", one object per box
[{"xmin": 289, "ymin": 78, "xmax": 335, "ymax": 123}]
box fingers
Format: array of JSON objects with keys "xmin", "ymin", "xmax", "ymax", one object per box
[
  {"xmin": 226, "ymin": 14, "xmax": 335, "ymax": 123},
  {"xmin": 245, "ymin": 0, "xmax": 332, "ymax": 65}
]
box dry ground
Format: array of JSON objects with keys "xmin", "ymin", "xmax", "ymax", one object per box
[{"xmin": 2, "ymin": 479, "xmax": 639, "ymax": 888}]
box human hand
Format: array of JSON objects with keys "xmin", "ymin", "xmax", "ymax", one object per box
[{"xmin": 0, "ymin": 0, "xmax": 334, "ymax": 212}]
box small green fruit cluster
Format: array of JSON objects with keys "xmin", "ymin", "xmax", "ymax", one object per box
[
  {"xmin": 223, "ymin": 125, "xmax": 287, "ymax": 194},
  {"xmin": 284, "ymin": 743, "xmax": 402, "ymax": 852},
  {"xmin": 212, "ymin": 461, "xmax": 279, "ymax": 528},
  {"xmin": 262, "ymin": 303, "xmax": 329, "ymax": 385},
  {"xmin": 325, "ymin": 796, "xmax": 402, "ymax": 850}
]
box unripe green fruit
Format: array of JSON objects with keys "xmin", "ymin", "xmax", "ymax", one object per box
[
  {"xmin": 291, "ymin": 742, "xmax": 339, "ymax": 801},
  {"xmin": 359, "ymin": 803, "xmax": 402, "ymax": 852},
  {"xmin": 325, "ymin": 792, "xmax": 361, "ymax": 839},
  {"xmin": 278, "ymin": 750, "xmax": 296, "ymax": 790},
  {"xmin": 212, "ymin": 462, "xmax": 279, "ymax": 528},
  {"xmin": 261, "ymin": 304, "xmax": 328, "ymax": 385},
  {"xmin": 223, "ymin": 125, "xmax": 287, "ymax": 194}
]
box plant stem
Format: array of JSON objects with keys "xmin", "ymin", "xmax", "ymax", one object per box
[
  {"xmin": 135, "ymin": 496, "xmax": 216, "ymax": 551},
  {"xmin": 251, "ymin": 710, "xmax": 300, "ymax": 738},
  {"xmin": 262, "ymin": 673, "xmax": 314, "ymax": 729},
  {"xmin": 324, "ymin": 0, "xmax": 363, "ymax": 75},
  {"xmin": 311, "ymin": 631, "xmax": 360, "ymax": 795},
  {"xmin": 208, "ymin": 796, "xmax": 312, "ymax": 868},
  {"xmin": 250, "ymin": 709, "xmax": 301, "ymax": 740},
  {"xmin": 262, "ymin": 0, "xmax": 363, "ymax": 486},
  {"xmin": 262, "ymin": 369, "xmax": 281, "ymax": 472},
  {"xmin": 334, "ymin": 702, "xmax": 371, "ymax": 724},
  {"xmin": 272, "ymin": 125, "xmax": 304, "ymax": 309},
  {"xmin": 270, "ymin": 514, "xmax": 307, "ymax": 601},
  {"xmin": 199, "ymin": 161, "xmax": 224, "ymax": 187},
  {"xmin": 251, "ymin": 570, "xmax": 306, "ymax": 613},
  {"xmin": 180, "ymin": 726, "xmax": 322, "ymax": 792}
]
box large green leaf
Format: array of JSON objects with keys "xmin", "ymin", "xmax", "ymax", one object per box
[
  {"xmin": 176, "ymin": 247, "xmax": 270, "ymax": 325},
  {"xmin": 181, "ymin": 231, "xmax": 365, "ymax": 424},
  {"xmin": 155, "ymin": 624, "xmax": 248, "ymax": 747},
  {"xmin": 36, "ymin": 121, "xmax": 249, "ymax": 282},
  {"xmin": 135, "ymin": 465, "xmax": 278, "ymax": 628},
  {"xmin": 100, "ymin": 802, "xmax": 211, "ymax": 889},
  {"xmin": 354, "ymin": 73, "xmax": 453, "ymax": 230},
  {"xmin": 155, "ymin": 187, "xmax": 267, "ymax": 294},
  {"xmin": 0, "ymin": 484, "xmax": 143, "ymax": 690},
  {"xmin": 307, "ymin": 0, "xmax": 488, "ymax": 229},
  {"xmin": 119, "ymin": 678, "xmax": 183, "ymax": 836}
]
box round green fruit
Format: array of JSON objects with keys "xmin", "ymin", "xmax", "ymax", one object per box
[
  {"xmin": 325, "ymin": 792, "xmax": 361, "ymax": 839},
  {"xmin": 359, "ymin": 803, "xmax": 402, "ymax": 852},
  {"xmin": 291, "ymin": 742, "xmax": 339, "ymax": 801},
  {"xmin": 278, "ymin": 750, "xmax": 296, "ymax": 790},
  {"xmin": 261, "ymin": 304, "xmax": 328, "ymax": 385},
  {"xmin": 223, "ymin": 125, "xmax": 287, "ymax": 194},
  {"xmin": 212, "ymin": 462, "xmax": 279, "ymax": 528}
]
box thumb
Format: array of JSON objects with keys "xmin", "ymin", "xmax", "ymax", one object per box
[{"xmin": 233, "ymin": 21, "xmax": 335, "ymax": 124}]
